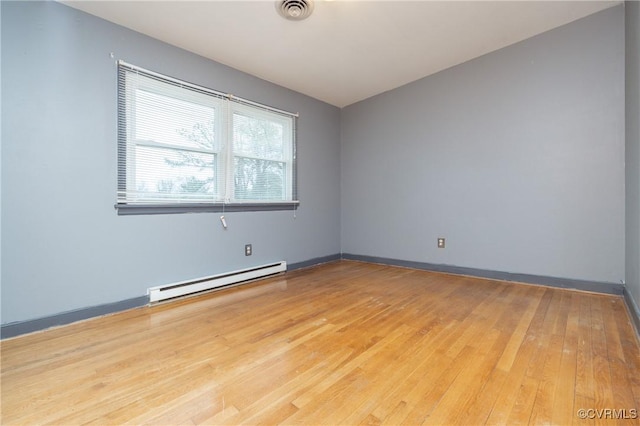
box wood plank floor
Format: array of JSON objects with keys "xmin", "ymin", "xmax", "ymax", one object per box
[{"xmin": 2, "ymin": 260, "xmax": 639, "ymax": 425}]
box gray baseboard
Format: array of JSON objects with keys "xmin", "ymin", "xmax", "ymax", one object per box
[
  {"xmin": 288, "ymin": 253, "xmax": 342, "ymax": 271},
  {"xmin": 623, "ymin": 288, "xmax": 640, "ymax": 340},
  {"xmin": 341, "ymin": 253, "xmax": 624, "ymax": 295},
  {"xmin": 1, "ymin": 296, "xmax": 149, "ymax": 340},
  {"xmin": 3, "ymin": 253, "xmax": 628, "ymax": 340},
  {"xmin": 0, "ymin": 254, "xmax": 343, "ymax": 340}
]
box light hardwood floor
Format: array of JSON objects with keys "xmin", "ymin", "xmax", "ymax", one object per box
[{"xmin": 2, "ymin": 260, "xmax": 639, "ymax": 425}]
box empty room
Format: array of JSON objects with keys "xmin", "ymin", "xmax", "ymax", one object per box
[{"xmin": 2, "ymin": 0, "xmax": 640, "ymax": 424}]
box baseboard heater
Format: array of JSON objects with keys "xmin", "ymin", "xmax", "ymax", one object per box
[{"xmin": 148, "ymin": 261, "xmax": 287, "ymax": 303}]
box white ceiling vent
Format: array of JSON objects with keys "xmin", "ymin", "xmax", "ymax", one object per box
[{"xmin": 275, "ymin": 0, "xmax": 315, "ymax": 21}]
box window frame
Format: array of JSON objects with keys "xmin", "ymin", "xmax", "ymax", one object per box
[{"xmin": 116, "ymin": 61, "xmax": 299, "ymax": 216}]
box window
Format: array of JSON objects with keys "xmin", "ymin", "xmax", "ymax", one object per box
[{"xmin": 116, "ymin": 61, "xmax": 297, "ymax": 214}]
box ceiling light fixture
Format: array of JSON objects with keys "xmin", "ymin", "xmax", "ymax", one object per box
[{"xmin": 275, "ymin": 0, "xmax": 315, "ymax": 21}]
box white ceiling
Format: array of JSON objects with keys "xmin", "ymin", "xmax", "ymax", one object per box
[{"xmin": 62, "ymin": 0, "xmax": 620, "ymax": 107}]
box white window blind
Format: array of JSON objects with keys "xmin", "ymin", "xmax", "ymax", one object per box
[{"xmin": 117, "ymin": 61, "xmax": 297, "ymax": 210}]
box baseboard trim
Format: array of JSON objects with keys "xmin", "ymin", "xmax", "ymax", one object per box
[
  {"xmin": 3, "ymin": 254, "xmax": 627, "ymax": 340},
  {"xmin": 1, "ymin": 296, "xmax": 149, "ymax": 340},
  {"xmin": 341, "ymin": 253, "xmax": 624, "ymax": 295},
  {"xmin": 623, "ymin": 288, "xmax": 640, "ymax": 340},
  {"xmin": 1, "ymin": 254, "xmax": 343, "ymax": 340},
  {"xmin": 288, "ymin": 253, "xmax": 342, "ymax": 271}
]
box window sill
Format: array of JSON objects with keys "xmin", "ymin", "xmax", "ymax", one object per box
[{"xmin": 115, "ymin": 201, "xmax": 299, "ymax": 216}]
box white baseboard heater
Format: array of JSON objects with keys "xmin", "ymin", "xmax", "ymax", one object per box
[{"xmin": 148, "ymin": 261, "xmax": 287, "ymax": 303}]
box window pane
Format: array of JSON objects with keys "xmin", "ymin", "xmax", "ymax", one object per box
[
  {"xmin": 134, "ymin": 146, "xmax": 216, "ymax": 201},
  {"xmin": 136, "ymin": 89, "xmax": 217, "ymax": 151},
  {"xmin": 234, "ymin": 157, "xmax": 285, "ymax": 200},
  {"xmin": 232, "ymin": 112, "xmax": 284, "ymax": 160}
]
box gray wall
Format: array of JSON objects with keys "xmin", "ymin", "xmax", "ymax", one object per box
[
  {"xmin": 627, "ymin": 1, "xmax": 640, "ymax": 309},
  {"xmin": 1, "ymin": 1, "xmax": 341, "ymax": 325},
  {"xmin": 341, "ymin": 6, "xmax": 625, "ymax": 284}
]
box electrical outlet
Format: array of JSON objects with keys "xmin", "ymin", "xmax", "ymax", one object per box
[
  {"xmin": 437, "ymin": 238, "xmax": 445, "ymax": 248},
  {"xmin": 245, "ymin": 244, "xmax": 252, "ymax": 256}
]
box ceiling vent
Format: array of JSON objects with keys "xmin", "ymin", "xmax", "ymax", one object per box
[{"xmin": 275, "ymin": 0, "xmax": 315, "ymax": 21}]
